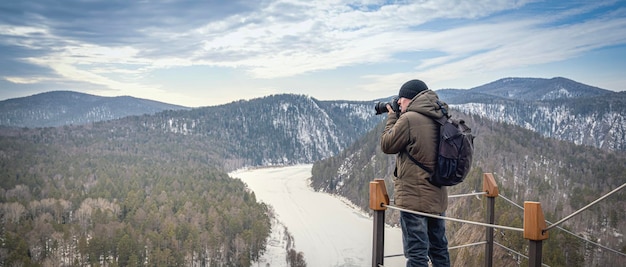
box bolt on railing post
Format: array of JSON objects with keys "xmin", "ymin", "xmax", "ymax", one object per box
[
  {"xmin": 483, "ymin": 173, "xmax": 499, "ymax": 267},
  {"xmin": 523, "ymin": 201, "xmax": 548, "ymax": 267},
  {"xmin": 370, "ymin": 179, "xmax": 389, "ymax": 267}
]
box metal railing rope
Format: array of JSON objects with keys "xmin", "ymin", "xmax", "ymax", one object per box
[
  {"xmin": 543, "ymin": 182, "xmax": 626, "ymax": 232},
  {"xmin": 494, "ymin": 242, "xmax": 551, "ymax": 267},
  {"xmin": 499, "ymin": 192, "xmax": 626, "ymax": 257},
  {"xmin": 448, "ymin": 191, "xmax": 486, "ymax": 198},
  {"xmin": 449, "ymin": 241, "xmax": 487, "ymax": 250},
  {"xmin": 384, "ymin": 241, "xmax": 488, "ymax": 260},
  {"xmin": 383, "ymin": 204, "xmax": 524, "ymax": 232},
  {"xmin": 499, "ymin": 194, "xmax": 524, "ymax": 210}
]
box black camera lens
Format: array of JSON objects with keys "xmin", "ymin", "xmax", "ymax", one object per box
[
  {"xmin": 375, "ymin": 102, "xmax": 390, "ymax": 114},
  {"xmin": 374, "ymin": 97, "xmax": 399, "ymax": 115}
]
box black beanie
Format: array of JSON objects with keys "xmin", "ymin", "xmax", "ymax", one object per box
[{"xmin": 398, "ymin": 79, "xmax": 428, "ymax": 100}]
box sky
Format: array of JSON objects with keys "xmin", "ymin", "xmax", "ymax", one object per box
[{"xmin": 1, "ymin": 0, "xmax": 626, "ymax": 107}]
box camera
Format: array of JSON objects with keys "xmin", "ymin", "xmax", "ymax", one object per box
[{"xmin": 375, "ymin": 96, "xmax": 400, "ymax": 115}]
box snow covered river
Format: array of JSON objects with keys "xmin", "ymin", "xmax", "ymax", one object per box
[{"xmin": 230, "ymin": 164, "xmax": 405, "ymax": 267}]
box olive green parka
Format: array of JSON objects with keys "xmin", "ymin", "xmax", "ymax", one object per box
[{"xmin": 380, "ymin": 89, "xmax": 448, "ymax": 214}]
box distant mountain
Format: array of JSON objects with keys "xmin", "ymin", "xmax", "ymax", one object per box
[
  {"xmin": 136, "ymin": 94, "xmax": 384, "ymax": 167},
  {"xmin": 437, "ymin": 77, "xmax": 626, "ymax": 151},
  {"xmin": 437, "ymin": 77, "xmax": 612, "ymax": 102},
  {"xmin": 1, "ymin": 93, "xmax": 383, "ymax": 168},
  {"xmin": 0, "ymin": 91, "xmax": 190, "ymax": 127}
]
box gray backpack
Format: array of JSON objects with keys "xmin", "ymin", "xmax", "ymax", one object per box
[{"xmin": 406, "ymin": 102, "xmax": 474, "ymax": 187}]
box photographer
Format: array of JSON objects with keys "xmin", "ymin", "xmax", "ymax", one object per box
[{"xmin": 379, "ymin": 79, "xmax": 450, "ymax": 267}]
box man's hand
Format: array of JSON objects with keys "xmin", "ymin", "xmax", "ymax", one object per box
[{"xmin": 386, "ymin": 104, "xmax": 394, "ymax": 113}]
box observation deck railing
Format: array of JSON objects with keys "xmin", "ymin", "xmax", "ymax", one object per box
[{"xmin": 369, "ymin": 173, "xmax": 626, "ymax": 267}]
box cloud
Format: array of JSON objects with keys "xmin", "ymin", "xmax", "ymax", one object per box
[
  {"xmin": 359, "ymin": 2, "xmax": 626, "ymax": 90},
  {"xmin": 182, "ymin": 0, "xmax": 535, "ymax": 79},
  {"xmin": 1, "ymin": 0, "xmax": 625, "ymax": 106}
]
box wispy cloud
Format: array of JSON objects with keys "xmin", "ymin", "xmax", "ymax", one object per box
[{"xmin": 1, "ymin": 0, "xmax": 625, "ymax": 106}]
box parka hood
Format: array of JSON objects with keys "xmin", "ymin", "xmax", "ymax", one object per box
[{"xmin": 405, "ymin": 90, "xmax": 448, "ymax": 120}]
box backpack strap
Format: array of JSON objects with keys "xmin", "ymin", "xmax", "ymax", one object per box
[
  {"xmin": 404, "ymin": 149, "xmax": 433, "ymax": 174},
  {"xmin": 437, "ymin": 100, "xmax": 448, "ymax": 116},
  {"xmin": 434, "ymin": 100, "xmax": 449, "ymax": 125},
  {"xmin": 402, "ymin": 101, "xmax": 447, "ymax": 177}
]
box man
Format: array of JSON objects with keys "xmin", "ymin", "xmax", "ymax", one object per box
[{"xmin": 380, "ymin": 79, "xmax": 450, "ymax": 267}]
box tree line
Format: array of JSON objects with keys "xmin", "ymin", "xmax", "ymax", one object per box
[{"xmin": 0, "ymin": 124, "xmax": 271, "ymax": 266}]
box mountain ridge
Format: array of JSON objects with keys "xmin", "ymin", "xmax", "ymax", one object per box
[
  {"xmin": 472, "ymin": 77, "xmax": 611, "ymax": 100},
  {"xmin": 437, "ymin": 77, "xmax": 613, "ymax": 102},
  {"xmin": 1, "ymin": 77, "xmax": 624, "ymax": 154},
  {"xmin": 120, "ymin": 93, "xmax": 384, "ymax": 168},
  {"xmin": 0, "ymin": 90, "xmax": 190, "ymax": 127},
  {"xmin": 435, "ymin": 77, "xmax": 626, "ymax": 152}
]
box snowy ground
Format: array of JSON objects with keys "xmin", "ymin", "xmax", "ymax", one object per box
[{"xmin": 230, "ymin": 164, "xmax": 406, "ymax": 267}]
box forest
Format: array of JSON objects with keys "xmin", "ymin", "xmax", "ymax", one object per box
[
  {"xmin": 0, "ymin": 94, "xmax": 381, "ymax": 267},
  {"xmin": 0, "ymin": 124, "xmax": 271, "ymax": 266}
]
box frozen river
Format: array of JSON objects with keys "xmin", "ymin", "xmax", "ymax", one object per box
[{"xmin": 230, "ymin": 164, "xmax": 405, "ymax": 267}]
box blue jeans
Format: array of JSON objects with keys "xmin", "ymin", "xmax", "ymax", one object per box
[{"xmin": 400, "ymin": 211, "xmax": 450, "ymax": 267}]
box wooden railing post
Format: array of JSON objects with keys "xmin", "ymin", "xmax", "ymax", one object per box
[
  {"xmin": 370, "ymin": 179, "xmax": 389, "ymax": 267},
  {"xmin": 483, "ymin": 173, "xmax": 499, "ymax": 267},
  {"xmin": 524, "ymin": 202, "xmax": 548, "ymax": 267}
]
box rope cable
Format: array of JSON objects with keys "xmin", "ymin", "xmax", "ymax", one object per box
[
  {"xmin": 449, "ymin": 241, "xmax": 487, "ymax": 250},
  {"xmin": 383, "ymin": 204, "xmax": 524, "ymax": 232},
  {"xmin": 544, "ymin": 182, "xmax": 626, "ymax": 232},
  {"xmin": 494, "ymin": 242, "xmax": 551, "ymax": 267},
  {"xmin": 448, "ymin": 191, "xmax": 486, "ymax": 198},
  {"xmin": 499, "ymin": 194, "xmax": 524, "ymax": 210},
  {"xmin": 499, "ymin": 192, "xmax": 626, "ymax": 257},
  {"xmin": 383, "ymin": 242, "xmax": 488, "ymax": 261},
  {"xmin": 494, "ymin": 241, "xmax": 528, "ymax": 260}
]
